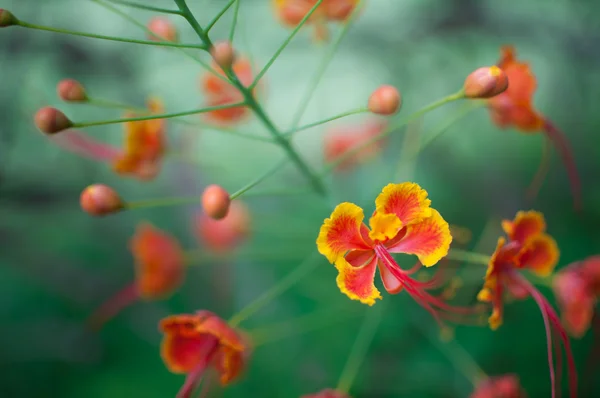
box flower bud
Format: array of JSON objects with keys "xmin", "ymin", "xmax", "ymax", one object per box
[
  {"xmin": 210, "ymin": 41, "xmax": 236, "ymax": 71},
  {"xmin": 80, "ymin": 184, "xmax": 124, "ymax": 216},
  {"xmin": 463, "ymin": 66, "xmax": 509, "ymax": 99},
  {"xmin": 0, "ymin": 9, "xmax": 17, "ymax": 27},
  {"xmin": 367, "ymin": 85, "xmax": 401, "ymax": 115},
  {"xmin": 201, "ymin": 184, "xmax": 231, "ymax": 220},
  {"xmin": 57, "ymin": 79, "xmax": 87, "ymax": 102},
  {"xmin": 34, "ymin": 107, "xmax": 73, "ymax": 135},
  {"xmin": 147, "ymin": 17, "xmax": 178, "ymax": 42}
]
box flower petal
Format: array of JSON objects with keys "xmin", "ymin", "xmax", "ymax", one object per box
[
  {"xmin": 515, "ymin": 233, "xmax": 559, "ymax": 276},
  {"xmin": 334, "ymin": 255, "xmax": 381, "ymax": 306},
  {"xmin": 368, "ymin": 212, "xmax": 402, "ymax": 242},
  {"xmin": 386, "ymin": 209, "xmax": 451, "ymax": 267},
  {"xmin": 553, "ymin": 270, "xmax": 595, "ymax": 338},
  {"xmin": 316, "ymin": 202, "xmax": 372, "ymax": 263},
  {"xmin": 374, "ymin": 182, "xmax": 432, "ymax": 226},
  {"xmin": 377, "ymin": 259, "xmax": 402, "ymax": 294},
  {"xmin": 501, "ymin": 210, "xmax": 546, "ymax": 245}
]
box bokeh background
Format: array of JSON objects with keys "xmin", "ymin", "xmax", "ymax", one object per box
[{"xmin": 1, "ymin": 0, "xmax": 599, "ymax": 397}]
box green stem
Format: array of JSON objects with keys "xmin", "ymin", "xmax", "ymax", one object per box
[
  {"xmin": 336, "ymin": 303, "xmax": 384, "ymax": 394},
  {"xmin": 227, "ymin": 251, "xmax": 322, "ymax": 327},
  {"xmin": 288, "ymin": 1, "xmax": 365, "ymax": 132},
  {"xmin": 174, "ymin": 0, "xmax": 327, "ymax": 195},
  {"xmin": 205, "ymin": 0, "xmax": 236, "ymax": 33},
  {"xmin": 445, "ymin": 249, "xmax": 491, "ymax": 265},
  {"xmin": 16, "ymin": 20, "xmax": 206, "ymax": 49},
  {"xmin": 320, "ymin": 90, "xmax": 466, "ymax": 175},
  {"xmin": 230, "ymin": 157, "xmax": 288, "ymax": 200},
  {"xmin": 72, "ymin": 102, "xmax": 246, "ymax": 128},
  {"xmin": 241, "ymin": 188, "xmax": 314, "ymax": 198},
  {"xmin": 229, "ymin": 0, "xmax": 241, "ymax": 42},
  {"xmin": 91, "ymin": 0, "xmax": 228, "ymax": 84},
  {"xmin": 249, "ymin": 0, "xmax": 324, "ymax": 90},
  {"xmin": 124, "ymin": 196, "xmax": 201, "ymax": 210},
  {"xmin": 105, "ymin": 0, "xmax": 183, "ymax": 14},
  {"xmin": 285, "ymin": 108, "xmax": 369, "ymax": 137}
]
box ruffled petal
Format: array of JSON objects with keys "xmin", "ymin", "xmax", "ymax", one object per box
[
  {"xmin": 515, "ymin": 233, "xmax": 559, "ymax": 276},
  {"xmin": 316, "ymin": 202, "xmax": 372, "ymax": 263},
  {"xmin": 334, "ymin": 255, "xmax": 381, "ymax": 306},
  {"xmin": 368, "ymin": 212, "xmax": 402, "ymax": 242},
  {"xmin": 386, "ymin": 209, "xmax": 451, "ymax": 267},
  {"xmin": 501, "ymin": 210, "xmax": 546, "ymax": 245},
  {"xmin": 374, "ymin": 182, "xmax": 432, "ymax": 226}
]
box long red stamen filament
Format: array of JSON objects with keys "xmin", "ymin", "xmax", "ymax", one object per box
[
  {"xmin": 513, "ymin": 272, "xmax": 578, "ymax": 398},
  {"xmin": 176, "ymin": 338, "xmax": 220, "ymax": 398},
  {"xmin": 542, "ymin": 119, "xmax": 582, "ymax": 211},
  {"xmin": 527, "ymin": 136, "xmax": 552, "ymax": 203},
  {"xmin": 87, "ymin": 283, "xmax": 139, "ymax": 330},
  {"xmin": 51, "ymin": 130, "xmax": 121, "ymax": 162}
]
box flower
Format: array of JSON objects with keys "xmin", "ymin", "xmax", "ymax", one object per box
[
  {"xmin": 470, "ymin": 374, "xmax": 527, "ymax": 398},
  {"xmin": 195, "ymin": 201, "xmax": 251, "ymax": 253},
  {"xmin": 553, "ymin": 255, "xmax": 600, "ymax": 338},
  {"xmin": 112, "ymin": 97, "xmax": 166, "ymax": 180},
  {"xmin": 88, "ymin": 223, "xmax": 184, "ymax": 329},
  {"xmin": 160, "ymin": 310, "xmax": 250, "ymax": 397},
  {"xmin": 199, "ymin": 57, "xmax": 255, "ymax": 125},
  {"xmin": 301, "ymin": 389, "xmax": 351, "ymax": 398},
  {"xmin": 317, "ymin": 183, "xmax": 476, "ymax": 325},
  {"xmin": 486, "ymin": 46, "xmax": 581, "ymax": 210},
  {"xmin": 272, "ymin": 0, "xmax": 359, "ymax": 42},
  {"xmin": 323, "ymin": 119, "xmax": 387, "ymax": 172},
  {"xmin": 477, "ymin": 211, "xmax": 576, "ymax": 398}
]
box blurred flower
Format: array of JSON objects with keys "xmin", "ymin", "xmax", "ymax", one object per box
[
  {"xmin": 195, "ymin": 201, "xmax": 251, "ymax": 253},
  {"xmin": 486, "ymin": 46, "xmax": 581, "ymax": 210},
  {"xmin": 301, "ymin": 389, "xmax": 351, "ymax": 398},
  {"xmin": 147, "ymin": 16, "xmax": 178, "ymax": 42},
  {"xmin": 160, "ymin": 310, "xmax": 250, "ymax": 397},
  {"xmin": 553, "ymin": 255, "xmax": 600, "ymax": 338},
  {"xmin": 324, "ymin": 119, "xmax": 387, "ymax": 172},
  {"xmin": 272, "ymin": 0, "xmax": 360, "ymax": 42},
  {"xmin": 112, "ymin": 97, "xmax": 166, "ymax": 180},
  {"xmin": 88, "ymin": 223, "xmax": 184, "ymax": 329},
  {"xmin": 317, "ymin": 183, "xmax": 475, "ymax": 325},
  {"xmin": 199, "ymin": 57, "xmax": 255, "ymax": 125},
  {"xmin": 477, "ymin": 211, "xmax": 576, "ymax": 397},
  {"xmin": 470, "ymin": 374, "xmax": 527, "ymax": 398}
]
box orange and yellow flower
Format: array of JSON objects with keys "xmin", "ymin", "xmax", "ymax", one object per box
[
  {"xmin": 113, "ymin": 97, "xmax": 166, "ymax": 180},
  {"xmin": 160, "ymin": 310, "xmax": 250, "ymax": 397},
  {"xmin": 477, "ymin": 211, "xmax": 576, "ymax": 398},
  {"xmin": 199, "ymin": 57, "xmax": 255, "ymax": 125},
  {"xmin": 486, "ymin": 46, "xmax": 581, "ymax": 210},
  {"xmin": 317, "ymin": 183, "xmax": 477, "ymax": 325},
  {"xmin": 323, "ymin": 119, "xmax": 387, "ymax": 172},
  {"xmin": 272, "ymin": 0, "xmax": 360, "ymax": 42},
  {"xmin": 88, "ymin": 223, "xmax": 184, "ymax": 329}
]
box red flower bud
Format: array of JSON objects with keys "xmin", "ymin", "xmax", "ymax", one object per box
[
  {"xmin": 210, "ymin": 41, "xmax": 236, "ymax": 71},
  {"xmin": 147, "ymin": 17, "xmax": 178, "ymax": 42},
  {"xmin": 34, "ymin": 107, "xmax": 73, "ymax": 135},
  {"xmin": 57, "ymin": 79, "xmax": 87, "ymax": 102},
  {"xmin": 367, "ymin": 85, "xmax": 401, "ymax": 115},
  {"xmin": 463, "ymin": 66, "xmax": 509, "ymax": 99},
  {"xmin": 202, "ymin": 184, "xmax": 231, "ymax": 220},
  {"xmin": 80, "ymin": 184, "xmax": 124, "ymax": 216},
  {"xmin": 0, "ymin": 9, "xmax": 17, "ymax": 27}
]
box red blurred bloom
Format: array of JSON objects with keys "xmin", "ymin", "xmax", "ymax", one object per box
[
  {"xmin": 477, "ymin": 211, "xmax": 576, "ymax": 398},
  {"xmin": 195, "ymin": 201, "xmax": 251, "ymax": 253},
  {"xmin": 324, "ymin": 119, "xmax": 387, "ymax": 172},
  {"xmin": 88, "ymin": 223, "xmax": 184, "ymax": 329},
  {"xmin": 199, "ymin": 57, "xmax": 256, "ymax": 125},
  {"xmin": 553, "ymin": 255, "xmax": 600, "ymax": 338},
  {"xmin": 160, "ymin": 310, "xmax": 250, "ymax": 398},
  {"xmin": 486, "ymin": 46, "xmax": 581, "ymax": 210},
  {"xmin": 301, "ymin": 389, "xmax": 351, "ymax": 398},
  {"xmin": 470, "ymin": 374, "xmax": 527, "ymax": 398}
]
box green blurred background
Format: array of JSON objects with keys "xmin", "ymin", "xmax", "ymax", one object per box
[{"xmin": 1, "ymin": 0, "xmax": 599, "ymax": 397}]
